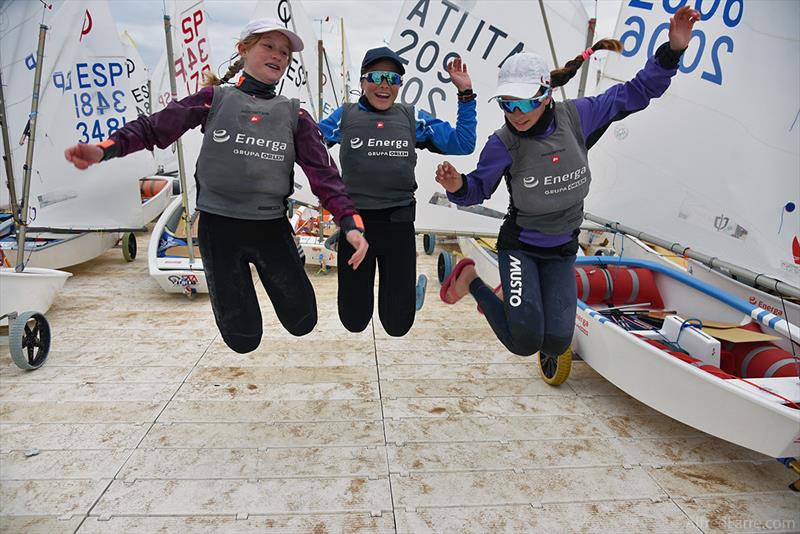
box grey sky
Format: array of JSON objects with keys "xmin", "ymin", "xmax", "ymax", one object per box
[{"xmin": 109, "ymin": 0, "xmax": 622, "ymax": 77}]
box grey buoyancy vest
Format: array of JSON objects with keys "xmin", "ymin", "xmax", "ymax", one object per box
[
  {"xmin": 195, "ymin": 86, "xmax": 299, "ymax": 219},
  {"xmin": 338, "ymin": 102, "xmax": 417, "ymax": 209},
  {"xmin": 496, "ymin": 100, "xmax": 590, "ymax": 234}
]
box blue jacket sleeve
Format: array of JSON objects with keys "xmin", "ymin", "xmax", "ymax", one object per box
[
  {"xmin": 575, "ymin": 44, "xmax": 679, "ymax": 149},
  {"xmin": 446, "ymin": 133, "xmax": 512, "ymax": 206},
  {"xmin": 319, "ymin": 105, "xmax": 344, "ymax": 145},
  {"xmin": 415, "ymin": 99, "xmax": 477, "ymax": 155}
]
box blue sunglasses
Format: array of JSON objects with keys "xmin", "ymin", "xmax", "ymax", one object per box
[
  {"xmin": 496, "ymin": 88, "xmax": 551, "ymax": 113},
  {"xmin": 361, "ymin": 71, "xmax": 403, "ymax": 86}
]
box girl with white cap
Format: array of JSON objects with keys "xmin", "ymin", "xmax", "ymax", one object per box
[
  {"xmin": 434, "ymin": 6, "xmax": 700, "ymax": 380},
  {"xmin": 64, "ymin": 18, "xmax": 369, "ymax": 353}
]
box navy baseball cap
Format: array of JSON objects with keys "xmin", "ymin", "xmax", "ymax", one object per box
[{"xmin": 361, "ymin": 46, "xmax": 405, "ymax": 75}]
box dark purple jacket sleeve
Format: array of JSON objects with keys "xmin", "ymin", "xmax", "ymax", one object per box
[
  {"xmin": 294, "ymin": 109, "xmax": 359, "ymax": 225},
  {"xmin": 446, "ymin": 134, "xmax": 512, "ymax": 206},
  {"xmin": 574, "ymin": 48, "xmax": 679, "ymax": 147},
  {"xmin": 106, "ymin": 86, "xmax": 214, "ymax": 157}
]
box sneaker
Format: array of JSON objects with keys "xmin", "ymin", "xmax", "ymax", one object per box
[{"xmin": 415, "ymin": 274, "xmax": 428, "ymax": 311}]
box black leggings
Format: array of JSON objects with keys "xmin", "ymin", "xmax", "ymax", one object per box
[
  {"xmin": 336, "ymin": 218, "xmax": 416, "ymax": 336},
  {"xmin": 198, "ymin": 211, "xmax": 317, "ymax": 353}
]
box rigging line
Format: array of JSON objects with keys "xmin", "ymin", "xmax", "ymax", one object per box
[{"xmin": 790, "ymin": 108, "xmax": 799, "ymax": 132}]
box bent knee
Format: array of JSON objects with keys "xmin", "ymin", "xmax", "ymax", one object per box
[
  {"xmin": 541, "ymin": 334, "xmax": 573, "ymax": 357},
  {"xmin": 222, "ymin": 333, "xmax": 262, "ymax": 354}
]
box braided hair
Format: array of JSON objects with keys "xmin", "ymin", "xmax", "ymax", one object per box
[{"xmin": 550, "ymin": 38, "xmax": 623, "ymax": 88}]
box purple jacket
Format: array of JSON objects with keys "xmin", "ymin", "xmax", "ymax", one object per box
[
  {"xmin": 103, "ymin": 85, "xmax": 359, "ymax": 225},
  {"xmin": 448, "ymin": 47, "xmax": 680, "ymax": 247}
]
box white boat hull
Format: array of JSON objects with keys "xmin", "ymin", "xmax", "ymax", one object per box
[
  {"xmin": 458, "ymin": 237, "xmax": 800, "ymax": 458},
  {"xmin": 0, "ymin": 267, "xmax": 72, "ymax": 325},
  {"xmin": 0, "ymin": 231, "xmax": 119, "ymax": 270},
  {"xmin": 149, "ymin": 196, "xmax": 206, "ymax": 294}
]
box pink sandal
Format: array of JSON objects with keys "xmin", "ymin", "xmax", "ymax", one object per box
[{"xmin": 439, "ymin": 258, "xmax": 476, "ymax": 304}]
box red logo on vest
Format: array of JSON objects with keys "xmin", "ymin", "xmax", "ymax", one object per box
[
  {"xmin": 551, "ymin": 154, "xmax": 560, "ymax": 164},
  {"xmin": 376, "ymin": 121, "xmax": 385, "ymax": 128},
  {"xmin": 250, "ymin": 115, "xmax": 261, "ymax": 123}
]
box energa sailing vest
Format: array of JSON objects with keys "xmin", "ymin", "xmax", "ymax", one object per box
[
  {"xmin": 195, "ymin": 86, "xmax": 298, "ymax": 219},
  {"xmin": 495, "ymin": 100, "xmax": 590, "ymax": 234},
  {"xmin": 338, "ymin": 102, "xmax": 417, "ymax": 209}
]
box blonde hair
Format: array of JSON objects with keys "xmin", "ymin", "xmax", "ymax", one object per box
[{"xmin": 203, "ymin": 33, "xmax": 293, "ymax": 87}]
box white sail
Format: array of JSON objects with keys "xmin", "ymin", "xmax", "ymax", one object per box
[
  {"xmin": 1, "ymin": 0, "xmax": 154, "ymax": 230},
  {"xmin": 388, "ymin": 0, "xmax": 593, "ymax": 236},
  {"xmin": 586, "ymin": 0, "xmax": 800, "ymax": 284},
  {"xmin": 120, "ymin": 30, "xmax": 151, "ymax": 117},
  {"xmin": 150, "ymin": 0, "xmax": 213, "ymax": 174}
]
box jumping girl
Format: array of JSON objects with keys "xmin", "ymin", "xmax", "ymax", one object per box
[
  {"xmin": 435, "ymin": 7, "xmax": 700, "ymax": 376},
  {"xmin": 319, "ymin": 46, "xmax": 476, "ymax": 336},
  {"xmin": 64, "ymin": 18, "xmax": 369, "ymax": 353}
]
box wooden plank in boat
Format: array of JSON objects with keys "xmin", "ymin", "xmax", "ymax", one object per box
[
  {"xmin": 163, "ymin": 245, "xmax": 201, "ymax": 258},
  {"xmin": 174, "ymin": 213, "xmax": 200, "ymax": 239}
]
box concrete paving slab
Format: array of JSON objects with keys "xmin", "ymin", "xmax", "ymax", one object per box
[
  {"xmin": 157, "ymin": 399, "xmax": 382, "ymax": 423},
  {"xmin": 174, "ymin": 381, "xmax": 379, "ymax": 401},
  {"xmin": 391, "ymin": 466, "xmax": 666, "ymax": 508},
  {"xmin": 0, "ymin": 366, "xmax": 191, "ymax": 384},
  {"xmin": 1, "ymin": 479, "xmax": 110, "ymax": 515},
  {"xmin": 188, "ymin": 366, "xmax": 377, "ymax": 384},
  {"xmin": 118, "ymin": 446, "xmax": 387, "ymax": 480},
  {"xmin": 198, "ymin": 351, "xmax": 375, "ymax": 368},
  {"xmin": 141, "ymin": 421, "xmax": 385, "ymax": 448},
  {"xmin": 383, "ymin": 395, "xmax": 589, "ymax": 418},
  {"xmin": 0, "ymin": 450, "xmax": 130, "ymax": 480},
  {"xmin": 0, "ymin": 423, "xmax": 149, "ymax": 450},
  {"xmin": 676, "ymin": 493, "xmax": 800, "ymax": 533},
  {"xmin": 646, "ymin": 462, "xmax": 799, "ymax": 498},
  {"xmin": 395, "ymin": 501, "xmax": 702, "ymax": 534},
  {"xmin": 380, "ymin": 378, "xmax": 574, "ymax": 398},
  {"xmin": 0, "ymin": 516, "xmax": 85, "ymax": 534},
  {"xmin": 0, "ymin": 402, "xmax": 166, "ymax": 424},
  {"xmin": 76, "ymin": 513, "xmax": 395, "ymax": 533},
  {"xmin": 379, "ymin": 363, "xmax": 538, "ymax": 380},
  {"xmin": 0, "ymin": 383, "xmax": 177, "ymax": 402},
  {"xmin": 90, "ymin": 477, "xmax": 392, "ymax": 516}
]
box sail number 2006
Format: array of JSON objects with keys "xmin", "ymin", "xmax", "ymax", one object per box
[{"xmin": 621, "ymin": 0, "xmax": 741, "ymax": 86}]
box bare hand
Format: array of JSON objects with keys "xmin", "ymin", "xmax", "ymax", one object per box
[
  {"xmin": 669, "ymin": 5, "xmax": 700, "ymax": 51},
  {"xmin": 435, "ymin": 161, "xmax": 464, "ymax": 193},
  {"xmin": 345, "ymin": 229, "xmax": 368, "ymax": 270},
  {"xmin": 64, "ymin": 143, "xmax": 103, "ymax": 170},
  {"xmin": 447, "ymin": 57, "xmax": 472, "ymax": 92}
]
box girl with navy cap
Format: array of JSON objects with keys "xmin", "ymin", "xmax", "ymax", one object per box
[
  {"xmin": 435, "ymin": 6, "xmax": 700, "ymax": 381},
  {"xmin": 319, "ymin": 46, "xmax": 477, "ymax": 337},
  {"xmin": 64, "ymin": 18, "xmax": 369, "ymax": 353}
]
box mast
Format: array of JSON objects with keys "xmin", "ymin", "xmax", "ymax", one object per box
[
  {"xmin": 577, "ymin": 18, "xmax": 596, "ymax": 98},
  {"xmin": 163, "ymin": 14, "xmax": 195, "ymax": 264},
  {"xmin": 0, "ymin": 71, "xmax": 20, "ymax": 220},
  {"xmin": 15, "ymin": 24, "xmax": 48, "ymax": 272},
  {"xmin": 537, "ymin": 0, "xmax": 566, "ymax": 101}
]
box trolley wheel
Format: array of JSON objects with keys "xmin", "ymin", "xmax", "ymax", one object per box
[
  {"xmin": 423, "ymin": 233, "xmax": 436, "ymax": 255},
  {"xmin": 538, "ymin": 346, "xmax": 573, "ymax": 386},
  {"xmin": 437, "ymin": 250, "xmax": 454, "ymax": 284},
  {"xmin": 122, "ymin": 232, "xmax": 137, "ymax": 262},
  {"xmin": 9, "ymin": 311, "xmax": 50, "ymax": 370}
]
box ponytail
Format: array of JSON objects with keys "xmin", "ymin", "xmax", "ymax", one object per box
[
  {"xmin": 202, "ymin": 58, "xmax": 244, "ymax": 87},
  {"xmin": 550, "ymin": 38, "xmax": 622, "ymax": 89}
]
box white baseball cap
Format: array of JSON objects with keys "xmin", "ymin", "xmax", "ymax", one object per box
[
  {"xmin": 491, "ymin": 52, "xmax": 551, "ymax": 100},
  {"xmin": 239, "ymin": 18, "xmax": 304, "ymax": 52}
]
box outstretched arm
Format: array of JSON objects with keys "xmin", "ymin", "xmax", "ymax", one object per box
[
  {"xmin": 415, "ymin": 58, "xmax": 477, "ymax": 155},
  {"xmin": 576, "ymin": 5, "xmax": 700, "ymax": 149},
  {"xmin": 64, "ymin": 87, "xmax": 214, "ymax": 169}
]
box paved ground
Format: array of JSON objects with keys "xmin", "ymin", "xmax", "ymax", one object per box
[{"xmin": 1, "ymin": 235, "xmax": 798, "ymax": 533}]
